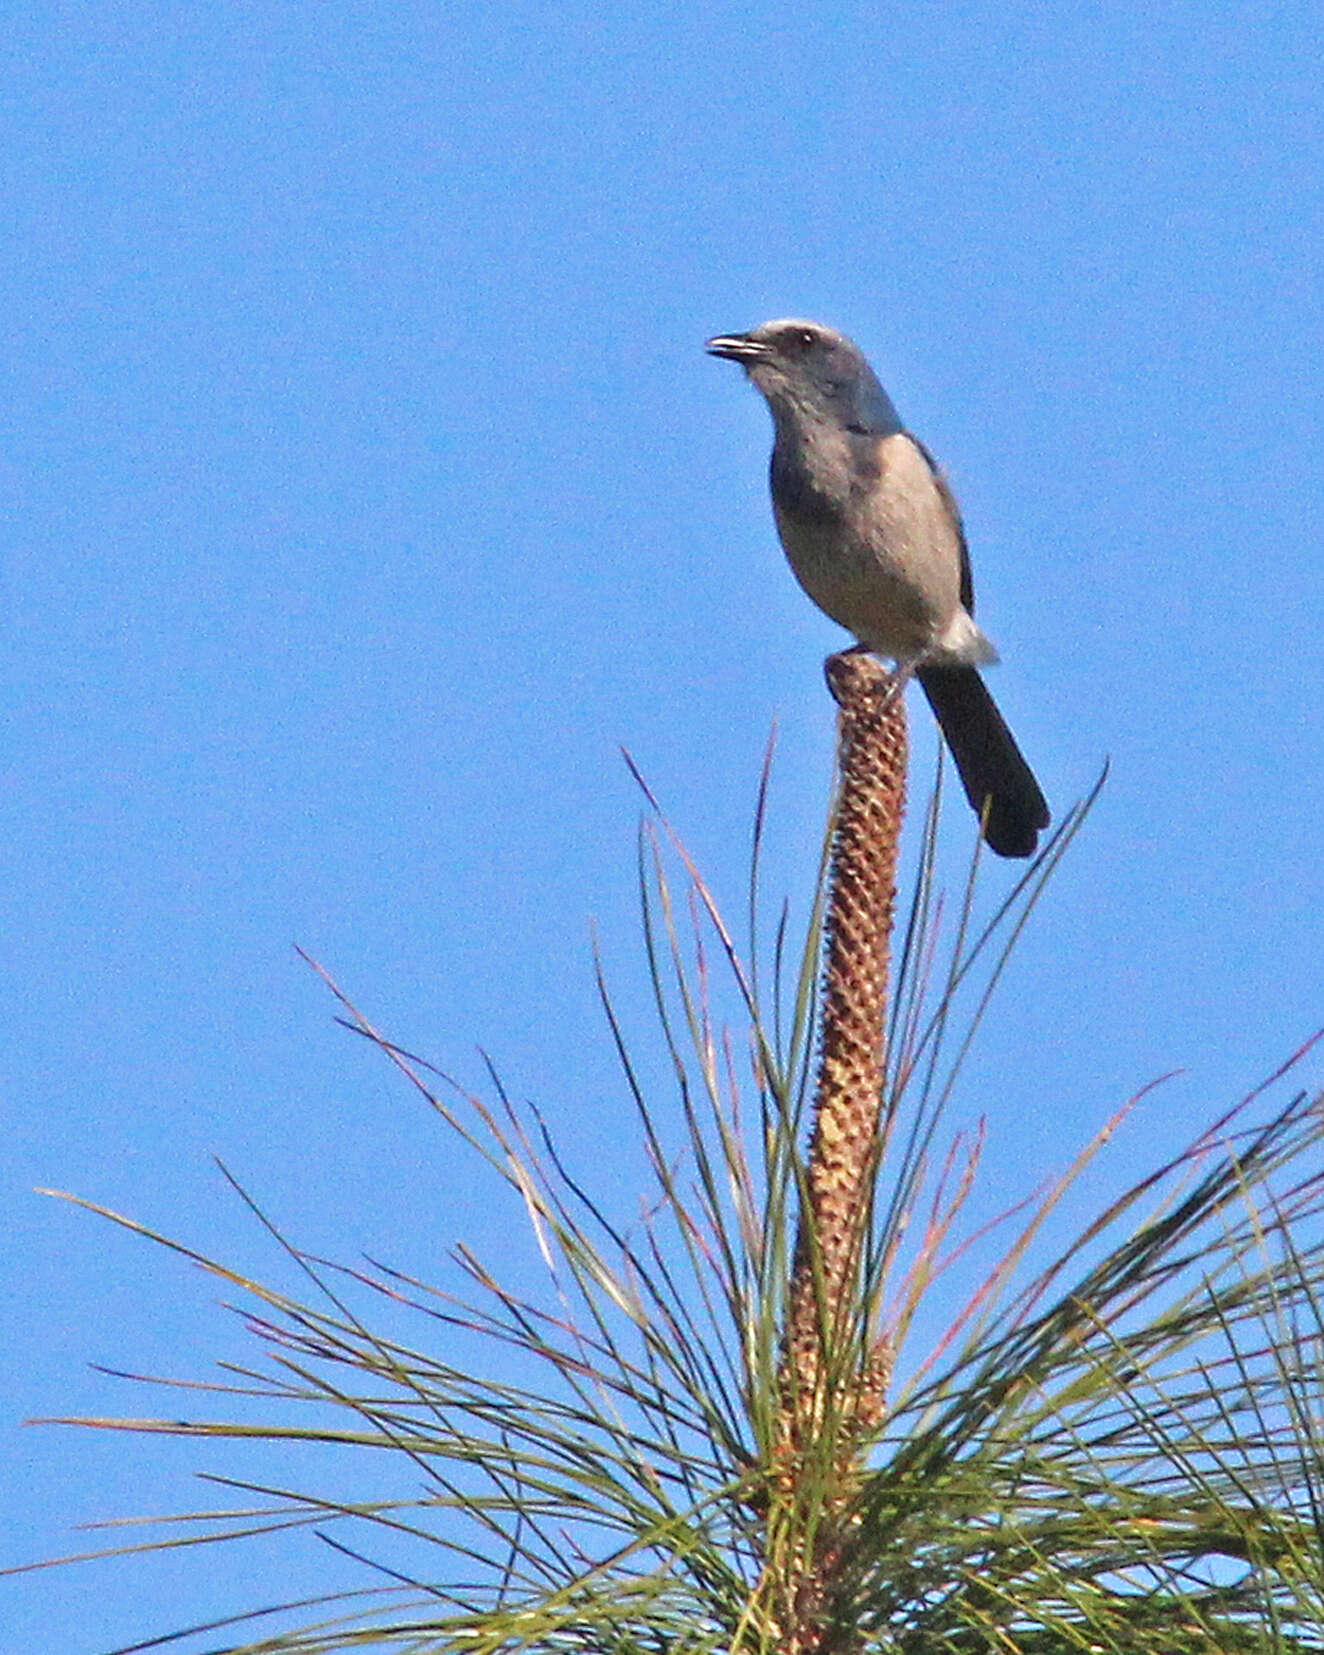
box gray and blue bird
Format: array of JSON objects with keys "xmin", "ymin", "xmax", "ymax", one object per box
[{"xmin": 707, "ymin": 318, "xmax": 1048, "ymax": 858}]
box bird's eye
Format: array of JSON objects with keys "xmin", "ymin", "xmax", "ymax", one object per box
[{"xmin": 797, "ymin": 328, "xmax": 816, "ymax": 349}]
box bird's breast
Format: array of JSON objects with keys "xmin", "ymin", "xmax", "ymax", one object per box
[{"xmin": 769, "ymin": 430, "xmax": 966, "ymax": 662}]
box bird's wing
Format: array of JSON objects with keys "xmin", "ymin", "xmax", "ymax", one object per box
[{"xmin": 912, "ymin": 436, "xmax": 975, "ymax": 616}]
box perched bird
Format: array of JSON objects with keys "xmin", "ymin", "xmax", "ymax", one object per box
[{"xmin": 707, "ymin": 318, "xmax": 1049, "ymax": 858}]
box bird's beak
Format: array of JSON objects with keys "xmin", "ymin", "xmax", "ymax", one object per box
[{"xmin": 705, "ymin": 332, "xmax": 767, "ymax": 363}]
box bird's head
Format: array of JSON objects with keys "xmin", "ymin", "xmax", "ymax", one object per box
[{"xmin": 705, "ymin": 318, "xmax": 902, "ymax": 437}]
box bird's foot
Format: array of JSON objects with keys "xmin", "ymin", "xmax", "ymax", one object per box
[{"xmin": 824, "ymin": 648, "xmax": 908, "ymax": 709}]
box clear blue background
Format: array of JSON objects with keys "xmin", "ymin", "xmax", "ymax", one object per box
[{"xmin": 5, "ymin": 3, "xmax": 1322, "ymax": 1648}]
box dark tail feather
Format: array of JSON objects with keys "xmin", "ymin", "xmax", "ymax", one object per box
[{"xmin": 917, "ymin": 666, "xmax": 1049, "ymax": 858}]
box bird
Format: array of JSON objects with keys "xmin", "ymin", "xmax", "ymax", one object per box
[{"xmin": 706, "ymin": 318, "xmax": 1049, "ymax": 858}]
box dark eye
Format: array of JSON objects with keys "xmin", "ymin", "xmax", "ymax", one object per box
[{"xmin": 797, "ymin": 328, "xmax": 817, "ymax": 350}]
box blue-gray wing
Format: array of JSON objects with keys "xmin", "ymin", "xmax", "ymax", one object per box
[{"xmin": 912, "ymin": 436, "xmax": 975, "ymax": 615}]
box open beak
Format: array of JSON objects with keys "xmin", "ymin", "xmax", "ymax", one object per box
[{"xmin": 705, "ymin": 332, "xmax": 767, "ymax": 363}]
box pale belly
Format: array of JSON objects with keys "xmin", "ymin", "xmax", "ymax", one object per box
[{"xmin": 773, "ymin": 495, "xmax": 965, "ymax": 662}]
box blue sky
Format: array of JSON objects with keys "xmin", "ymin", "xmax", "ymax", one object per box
[{"xmin": 5, "ymin": 2, "xmax": 1323, "ymax": 1647}]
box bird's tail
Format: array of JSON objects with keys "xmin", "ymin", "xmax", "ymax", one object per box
[{"xmin": 917, "ymin": 665, "xmax": 1049, "ymax": 858}]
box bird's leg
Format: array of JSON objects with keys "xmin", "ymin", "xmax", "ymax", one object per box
[
  {"xmin": 885, "ymin": 657, "xmax": 917, "ymax": 705},
  {"xmin": 824, "ymin": 645, "xmax": 912, "ymax": 710}
]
